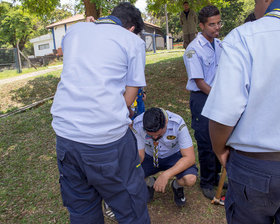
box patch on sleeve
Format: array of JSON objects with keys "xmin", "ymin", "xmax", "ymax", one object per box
[
  {"xmin": 185, "ymin": 50, "xmax": 196, "ymax": 58},
  {"xmin": 166, "ymin": 135, "xmax": 176, "ymax": 140},
  {"xmin": 179, "ymin": 124, "xmax": 186, "ymax": 131}
]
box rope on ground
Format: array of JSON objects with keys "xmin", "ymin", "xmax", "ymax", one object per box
[{"xmin": 0, "ymin": 96, "xmax": 54, "ymax": 119}]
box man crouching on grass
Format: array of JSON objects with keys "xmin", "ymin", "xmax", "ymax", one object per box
[{"xmin": 132, "ymin": 107, "xmax": 198, "ymax": 207}]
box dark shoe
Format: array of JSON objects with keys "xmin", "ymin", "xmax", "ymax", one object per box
[
  {"xmin": 201, "ymin": 188, "xmax": 215, "ymax": 200},
  {"xmin": 147, "ymin": 177, "xmax": 156, "ymax": 203},
  {"xmin": 171, "ymin": 179, "xmax": 186, "ymax": 207}
]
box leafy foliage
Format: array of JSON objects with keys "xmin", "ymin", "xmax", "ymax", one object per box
[
  {"xmin": 20, "ymin": 0, "xmax": 60, "ymax": 18},
  {"xmin": 146, "ymin": 0, "xmax": 229, "ymax": 39},
  {"xmin": 0, "ymin": 3, "xmax": 39, "ymax": 51},
  {"xmin": 220, "ymin": 0, "xmax": 244, "ymax": 37}
]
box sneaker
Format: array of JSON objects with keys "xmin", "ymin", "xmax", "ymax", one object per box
[
  {"xmin": 171, "ymin": 179, "xmax": 186, "ymax": 207},
  {"xmin": 103, "ymin": 202, "xmax": 116, "ymax": 222},
  {"xmin": 220, "ymin": 195, "xmax": 225, "ymax": 206},
  {"xmin": 201, "ymin": 188, "xmax": 215, "ymax": 200}
]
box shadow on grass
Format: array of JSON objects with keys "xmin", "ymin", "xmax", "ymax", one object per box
[{"xmin": 10, "ymin": 75, "xmax": 59, "ymax": 105}]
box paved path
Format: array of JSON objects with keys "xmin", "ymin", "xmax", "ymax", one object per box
[{"xmin": 0, "ymin": 64, "xmax": 63, "ymax": 85}]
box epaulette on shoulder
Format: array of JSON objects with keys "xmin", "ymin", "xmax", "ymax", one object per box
[{"xmin": 167, "ymin": 111, "xmax": 182, "ymax": 125}]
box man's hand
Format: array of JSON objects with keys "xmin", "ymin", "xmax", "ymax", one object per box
[
  {"xmin": 86, "ymin": 16, "xmax": 95, "ymax": 22},
  {"xmin": 209, "ymin": 120, "xmax": 234, "ymax": 168},
  {"xmin": 153, "ymin": 172, "xmax": 170, "ymax": 193},
  {"xmin": 217, "ymin": 146, "xmax": 231, "ymax": 167}
]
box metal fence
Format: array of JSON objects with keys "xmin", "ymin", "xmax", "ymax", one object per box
[{"xmin": 0, "ymin": 48, "xmax": 21, "ymax": 72}]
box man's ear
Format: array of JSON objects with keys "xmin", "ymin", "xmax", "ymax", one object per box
[
  {"xmin": 128, "ymin": 26, "xmax": 135, "ymax": 33},
  {"xmin": 199, "ymin": 23, "xmax": 204, "ymax": 31}
]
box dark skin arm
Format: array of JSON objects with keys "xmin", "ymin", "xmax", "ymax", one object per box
[
  {"xmin": 209, "ymin": 120, "xmax": 234, "ymax": 167},
  {"xmin": 194, "ymin": 78, "xmax": 211, "ymax": 95}
]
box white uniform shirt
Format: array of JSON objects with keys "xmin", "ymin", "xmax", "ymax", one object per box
[
  {"xmin": 183, "ymin": 32, "xmax": 222, "ymax": 91},
  {"xmin": 132, "ymin": 111, "xmax": 193, "ymax": 158},
  {"xmin": 51, "ymin": 22, "xmax": 146, "ymax": 144},
  {"xmin": 202, "ymin": 16, "xmax": 280, "ymax": 153}
]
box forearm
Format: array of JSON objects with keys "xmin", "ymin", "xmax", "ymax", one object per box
[
  {"xmin": 124, "ymin": 86, "xmax": 139, "ymax": 107},
  {"xmin": 163, "ymin": 148, "xmax": 195, "ymax": 179},
  {"xmin": 209, "ymin": 120, "xmax": 234, "ymax": 166},
  {"xmin": 194, "ymin": 79, "xmax": 211, "ymax": 95},
  {"xmin": 138, "ymin": 149, "xmax": 145, "ymax": 163},
  {"xmin": 163, "ymin": 158, "xmax": 194, "ymax": 179}
]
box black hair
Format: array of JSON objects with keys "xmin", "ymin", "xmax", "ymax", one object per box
[
  {"xmin": 111, "ymin": 2, "xmax": 144, "ymax": 34},
  {"xmin": 198, "ymin": 5, "xmax": 220, "ymax": 24},
  {"xmin": 183, "ymin": 1, "xmax": 189, "ymax": 5},
  {"xmin": 143, "ymin": 108, "xmax": 166, "ymax": 132},
  {"xmin": 244, "ymin": 12, "xmax": 256, "ymax": 23}
]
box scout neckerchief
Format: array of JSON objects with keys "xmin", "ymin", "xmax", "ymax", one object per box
[
  {"xmin": 152, "ymin": 108, "xmax": 169, "ymax": 168},
  {"xmin": 153, "ymin": 141, "xmax": 159, "ymax": 168},
  {"xmin": 94, "ymin": 15, "xmax": 123, "ymax": 26},
  {"xmin": 264, "ymin": 8, "xmax": 280, "ymax": 19}
]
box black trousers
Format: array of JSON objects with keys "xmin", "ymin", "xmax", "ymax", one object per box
[{"xmin": 190, "ymin": 91, "xmax": 221, "ymax": 189}]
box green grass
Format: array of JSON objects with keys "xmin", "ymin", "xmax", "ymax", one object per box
[
  {"xmin": 0, "ymin": 50, "xmax": 226, "ymax": 224},
  {"xmin": 0, "ymin": 60, "xmax": 63, "ymax": 80},
  {"xmin": 0, "ymin": 71, "xmax": 61, "ymax": 114}
]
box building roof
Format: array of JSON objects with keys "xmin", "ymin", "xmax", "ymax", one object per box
[
  {"xmin": 46, "ymin": 14, "xmax": 85, "ymax": 29},
  {"xmin": 46, "ymin": 14, "xmax": 161, "ymax": 30},
  {"xmin": 30, "ymin": 33, "xmax": 52, "ymax": 43},
  {"xmin": 144, "ymin": 21, "xmax": 161, "ymax": 29}
]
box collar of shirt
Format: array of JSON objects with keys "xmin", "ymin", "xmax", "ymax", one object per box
[
  {"xmin": 197, "ymin": 32, "xmax": 217, "ymax": 49},
  {"xmin": 95, "ymin": 15, "xmax": 123, "ymax": 27}
]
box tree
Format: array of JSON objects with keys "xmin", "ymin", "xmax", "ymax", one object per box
[
  {"xmin": 145, "ymin": 0, "xmax": 229, "ymax": 40},
  {"xmin": 220, "ymin": 0, "xmax": 245, "ymax": 37},
  {"xmin": 17, "ymin": 0, "xmax": 137, "ymax": 19},
  {"xmin": 146, "ymin": 0, "xmax": 229, "ymax": 16},
  {"xmin": 0, "ymin": 2, "xmax": 39, "ymax": 51}
]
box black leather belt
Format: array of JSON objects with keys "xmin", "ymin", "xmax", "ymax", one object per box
[
  {"xmin": 236, "ymin": 150, "xmax": 280, "ymax": 161},
  {"xmin": 191, "ymin": 91, "xmax": 204, "ymax": 94}
]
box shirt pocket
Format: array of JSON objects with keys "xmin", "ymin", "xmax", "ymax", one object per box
[
  {"xmin": 202, "ymin": 55, "xmax": 215, "ymax": 68},
  {"xmin": 163, "ymin": 138, "xmax": 178, "ymax": 149}
]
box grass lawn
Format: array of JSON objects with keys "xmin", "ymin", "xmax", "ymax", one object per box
[
  {"xmin": 0, "ymin": 50, "xmax": 227, "ymax": 223},
  {"xmin": 0, "ymin": 60, "xmax": 63, "ymax": 80}
]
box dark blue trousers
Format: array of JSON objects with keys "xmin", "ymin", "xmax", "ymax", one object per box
[
  {"xmin": 226, "ymin": 150, "xmax": 280, "ymax": 224},
  {"xmin": 56, "ymin": 129, "xmax": 150, "ymax": 224},
  {"xmin": 190, "ymin": 91, "xmax": 221, "ymax": 189},
  {"xmin": 141, "ymin": 152, "xmax": 198, "ymax": 179}
]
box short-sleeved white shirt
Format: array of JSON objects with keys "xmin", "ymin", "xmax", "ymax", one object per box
[
  {"xmin": 202, "ymin": 16, "xmax": 280, "ymax": 153},
  {"xmin": 132, "ymin": 110, "xmax": 193, "ymax": 158},
  {"xmin": 183, "ymin": 32, "xmax": 222, "ymax": 91},
  {"xmin": 51, "ymin": 22, "xmax": 146, "ymax": 144}
]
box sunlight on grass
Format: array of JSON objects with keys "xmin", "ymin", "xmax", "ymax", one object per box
[
  {"xmin": 0, "ymin": 50, "xmax": 227, "ymax": 224},
  {"xmin": 0, "ymin": 61, "xmax": 63, "ymax": 80}
]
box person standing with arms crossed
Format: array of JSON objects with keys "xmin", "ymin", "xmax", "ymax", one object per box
[
  {"xmin": 51, "ymin": 3, "xmax": 150, "ymax": 224},
  {"xmin": 180, "ymin": 1, "xmax": 198, "ymax": 49},
  {"xmin": 202, "ymin": 0, "xmax": 280, "ymax": 223},
  {"xmin": 183, "ymin": 5, "xmax": 224, "ymax": 201}
]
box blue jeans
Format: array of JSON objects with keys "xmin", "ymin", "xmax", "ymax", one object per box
[
  {"xmin": 225, "ymin": 150, "xmax": 280, "ymax": 224},
  {"xmin": 56, "ymin": 129, "xmax": 150, "ymax": 224}
]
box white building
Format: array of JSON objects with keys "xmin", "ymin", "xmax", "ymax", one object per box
[
  {"xmin": 30, "ymin": 14, "xmax": 165, "ymax": 57},
  {"xmin": 29, "ymin": 33, "xmax": 53, "ymax": 57}
]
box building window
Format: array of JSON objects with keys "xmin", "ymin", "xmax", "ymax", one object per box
[{"xmin": 38, "ymin": 43, "xmax": 50, "ymax": 50}]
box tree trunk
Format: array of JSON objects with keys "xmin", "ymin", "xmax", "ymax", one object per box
[{"xmin": 83, "ymin": 0, "xmax": 101, "ymax": 18}]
